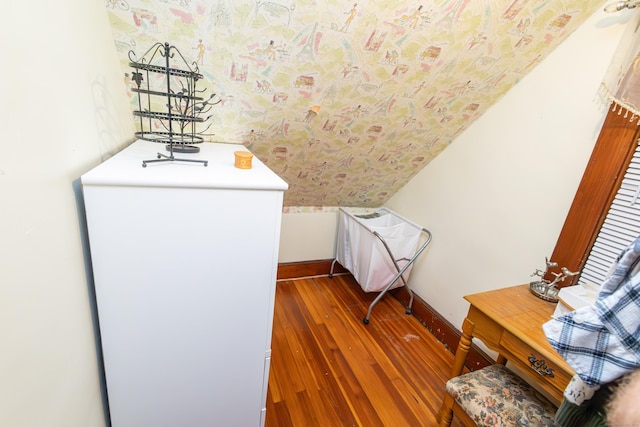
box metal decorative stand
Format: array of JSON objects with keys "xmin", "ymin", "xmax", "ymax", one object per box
[
  {"xmin": 529, "ymin": 257, "xmax": 579, "ymax": 302},
  {"xmin": 128, "ymin": 42, "xmax": 219, "ymax": 167}
]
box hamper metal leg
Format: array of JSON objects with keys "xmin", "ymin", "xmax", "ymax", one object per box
[
  {"xmin": 363, "ymin": 259, "xmax": 412, "ymax": 324},
  {"xmin": 406, "ymin": 286, "xmax": 414, "ymax": 315},
  {"xmin": 363, "ymin": 228, "xmax": 431, "ymax": 324},
  {"xmin": 329, "ymin": 258, "xmax": 338, "ymax": 278}
]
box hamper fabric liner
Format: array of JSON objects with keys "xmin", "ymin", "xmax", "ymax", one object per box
[{"xmin": 336, "ymin": 208, "xmax": 423, "ymax": 292}]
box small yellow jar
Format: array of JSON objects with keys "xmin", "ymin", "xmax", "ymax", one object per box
[{"xmin": 234, "ymin": 151, "xmax": 253, "ymax": 169}]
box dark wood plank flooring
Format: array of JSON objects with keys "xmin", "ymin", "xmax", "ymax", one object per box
[{"xmin": 265, "ymin": 274, "xmax": 464, "ymax": 427}]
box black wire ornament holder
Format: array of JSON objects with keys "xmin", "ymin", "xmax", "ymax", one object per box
[{"xmin": 128, "ymin": 42, "xmax": 220, "ymax": 167}]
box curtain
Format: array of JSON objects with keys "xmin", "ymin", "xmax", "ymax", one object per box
[{"xmin": 600, "ymin": 10, "xmax": 640, "ymax": 123}]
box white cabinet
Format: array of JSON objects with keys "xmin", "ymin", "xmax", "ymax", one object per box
[{"xmin": 81, "ymin": 141, "xmax": 287, "ymax": 427}]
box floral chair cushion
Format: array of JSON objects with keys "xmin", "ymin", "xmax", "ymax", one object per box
[{"xmin": 446, "ymin": 364, "xmax": 557, "ymax": 426}]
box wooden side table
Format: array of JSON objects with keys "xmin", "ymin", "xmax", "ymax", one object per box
[{"xmin": 437, "ymin": 284, "xmax": 574, "ymax": 426}]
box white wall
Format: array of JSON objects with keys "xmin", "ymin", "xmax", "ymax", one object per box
[
  {"xmin": 384, "ymin": 8, "xmax": 631, "ymax": 329},
  {"xmin": 0, "ymin": 1, "xmax": 134, "ymax": 426},
  {"xmin": 278, "ymin": 207, "xmax": 382, "ymax": 263},
  {"xmin": 279, "ymin": 210, "xmax": 339, "ymax": 263}
]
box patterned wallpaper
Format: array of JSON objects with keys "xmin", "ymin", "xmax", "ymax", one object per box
[{"xmin": 106, "ymin": 0, "xmax": 602, "ymax": 207}]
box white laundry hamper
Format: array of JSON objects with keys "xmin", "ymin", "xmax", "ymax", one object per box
[{"xmin": 330, "ymin": 208, "xmax": 432, "ymax": 324}]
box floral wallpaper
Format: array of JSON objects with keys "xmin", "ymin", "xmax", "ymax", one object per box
[{"xmin": 106, "ymin": 0, "xmax": 602, "ymax": 207}]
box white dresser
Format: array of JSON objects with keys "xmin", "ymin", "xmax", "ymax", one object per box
[{"xmin": 81, "ymin": 141, "xmax": 288, "ymax": 427}]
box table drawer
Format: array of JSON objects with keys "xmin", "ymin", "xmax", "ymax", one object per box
[{"xmin": 500, "ymin": 331, "xmax": 571, "ymax": 404}]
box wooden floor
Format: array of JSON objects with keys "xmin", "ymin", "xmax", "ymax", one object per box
[{"xmin": 265, "ymin": 274, "xmax": 465, "ymax": 427}]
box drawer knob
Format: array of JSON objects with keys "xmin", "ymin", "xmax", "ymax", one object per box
[{"xmin": 528, "ymin": 354, "xmax": 555, "ymax": 378}]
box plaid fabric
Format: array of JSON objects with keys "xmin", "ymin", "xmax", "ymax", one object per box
[{"xmin": 543, "ymin": 236, "xmax": 640, "ymax": 387}]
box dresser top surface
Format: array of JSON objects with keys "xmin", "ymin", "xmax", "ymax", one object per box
[{"xmin": 81, "ymin": 140, "xmax": 288, "ymax": 191}]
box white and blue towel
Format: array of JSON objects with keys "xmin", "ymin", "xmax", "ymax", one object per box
[{"xmin": 543, "ymin": 235, "xmax": 640, "ymax": 396}]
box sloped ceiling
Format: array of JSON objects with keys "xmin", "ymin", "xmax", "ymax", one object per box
[{"xmin": 106, "ymin": 0, "xmax": 603, "ymax": 207}]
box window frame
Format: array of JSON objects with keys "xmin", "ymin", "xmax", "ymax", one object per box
[{"xmin": 548, "ymin": 106, "xmax": 640, "ymax": 287}]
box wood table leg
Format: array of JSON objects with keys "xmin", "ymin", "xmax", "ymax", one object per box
[
  {"xmin": 437, "ymin": 316, "xmax": 475, "ymax": 427},
  {"xmin": 438, "ymin": 394, "xmax": 455, "ymax": 427},
  {"xmin": 496, "ymin": 354, "xmax": 507, "ymax": 365}
]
